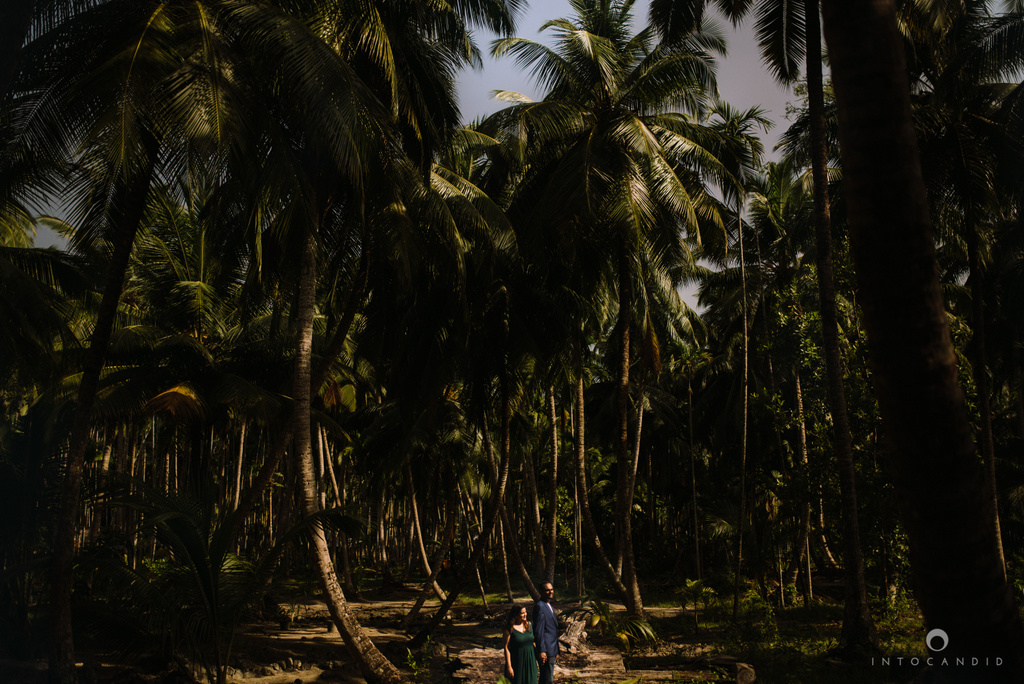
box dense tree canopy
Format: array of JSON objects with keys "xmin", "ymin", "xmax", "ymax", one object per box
[{"xmin": 2, "ymin": 0, "xmax": 1024, "ymax": 682}]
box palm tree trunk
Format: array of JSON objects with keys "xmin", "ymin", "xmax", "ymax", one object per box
[
  {"xmin": 967, "ymin": 224, "xmax": 1007, "ymax": 577},
  {"xmin": 407, "ymin": 465, "xmax": 446, "ymax": 601},
  {"xmin": 573, "ymin": 368, "xmax": 631, "ymax": 606},
  {"xmin": 806, "ymin": 3, "xmax": 877, "ymax": 653},
  {"xmin": 402, "ymin": 486, "xmax": 458, "ymax": 630},
  {"xmin": 522, "ymin": 439, "xmax": 545, "ymax": 571},
  {"xmin": 292, "ymin": 232, "xmax": 407, "ymax": 683},
  {"xmin": 233, "ymin": 423, "xmax": 247, "ymax": 509},
  {"xmin": 785, "ymin": 370, "xmax": 812, "ymax": 603},
  {"xmin": 231, "ymin": 242, "xmax": 366, "ymax": 538},
  {"xmin": 616, "ymin": 240, "xmax": 644, "ymax": 618},
  {"xmin": 88, "ymin": 437, "xmax": 115, "ymax": 545},
  {"xmin": 823, "ymin": 0, "xmax": 1024, "ymax": 673},
  {"xmin": 544, "ymin": 387, "xmax": 559, "ymax": 584},
  {"xmin": 732, "ymin": 203, "xmax": 749, "ymax": 624},
  {"xmin": 50, "ymin": 143, "xmax": 157, "ymax": 684},
  {"xmin": 498, "ymin": 515, "xmax": 514, "ymax": 602},
  {"xmin": 688, "ymin": 377, "xmax": 700, "ymax": 580}
]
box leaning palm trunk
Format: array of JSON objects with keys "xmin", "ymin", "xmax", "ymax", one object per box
[
  {"xmin": 823, "ymin": 0, "xmax": 1024, "ymax": 675},
  {"xmin": 402, "ymin": 488, "xmax": 458, "ymax": 630},
  {"xmin": 805, "ymin": 4, "xmax": 876, "ymax": 653},
  {"xmin": 50, "ymin": 144, "xmax": 157, "ymax": 684},
  {"xmin": 407, "ymin": 466, "xmax": 446, "ymax": 601},
  {"xmin": 292, "ymin": 233, "xmax": 408, "ymax": 683}
]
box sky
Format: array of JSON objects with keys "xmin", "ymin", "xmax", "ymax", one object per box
[
  {"xmin": 33, "ymin": 2, "xmax": 796, "ymax": 258},
  {"xmin": 456, "ymin": 2, "xmax": 795, "ymax": 154},
  {"xmin": 455, "ymin": 1, "xmax": 796, "ymax": 311}
]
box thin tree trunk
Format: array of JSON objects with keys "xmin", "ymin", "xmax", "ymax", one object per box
[
  {"xmin": 967, "ymin": 224, "xmax": 1007, "ymax": 577},
  {"xmin": 88, "ymin": 436, "xmax": 115, "ymax": 545},
  {"xmin": 50, "ymin": 141, "xmax": 157, "ymax": 684},
  {"xmin": 315, "ymin": 422, "xmax": 326, "ymax": 509},
  {"xmin": 522, "ymin": 437, "xmax": 545, "ymax": 571},
  {"xmin": 785, "ymin": 370, "xmax": 811, "ymax": 601},
  {"xmin": 615, "ymin": 241, "xmax": 644, "ymax": 617},
  {"xmin": 498, "ymin": 516, "xmax": 514, "ymax": 602},
  {"xmin": 806, "ymin": 3, "xmax": 877, "ymax": 653},
  {"xmin": 544, "ymin": 387, "xmax": 559, "ymax": 584},
  {"xmin": 624, "ymin": 377, "xmax": 646, "ymax": 555},
  {"xmin": 733, "ymin": 201, "xmax": 749, "ymax": 624},
  {"xmin": 322, "ymin": 427, "xmax": 341, "ymax": 506},
  {"xmin": 473, "ymin": 562, "xmax": 489, "ymax": 610},
  {"xmin": 407, "ymin": 465, "xmax": 446, "ymax": 601},
  {"xmin": 292, "ymin": 232, "xmax": 407, "ymax": 683},
  {"xmin": 573, "ymin": 452, "xmax": 584, "ymax": 596},
  {"xmin": 823, "ymin": 0, "xmax": 1024, "ymax": 674},
  {"xmin": 233, "ymin": 423, "xmax": 247, "ymax": 509},
  {"xmin": 402, "ymin": 487, "xmax": 458, "ymax": 630},
  {"xmin": 334, "ymin": 443, "xmax": 359, "ymax": 599},
  {"xmin": 688, "ymin": 376, "xmax": 700, "ymax": 580},
  {"xmin": 573, "ymin": 369, "xmax": 631, "ymax": 606}
]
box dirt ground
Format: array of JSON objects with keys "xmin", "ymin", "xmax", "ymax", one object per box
[{"xmin": 0, "ymin": 591, "xmax": 732, "ymax": 684}]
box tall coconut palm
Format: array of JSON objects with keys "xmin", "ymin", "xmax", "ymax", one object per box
[
  {"xmin": 651, "ymin": 0, "xmax": 878, "ymax": 651},
  {"xmin": 702, "ymin": 101, "xmax": 771, "ymax": 620},
  {"xmin": 822, "ymin": 0, "xmax": 1024, "ymax": 676},
  {"xmin": 486, "ymin": 0, "xmax": 731, "ymax": 617},
  {"xmin": 745, "ymin": 159, "xmax": 817, "ymax": 594}
]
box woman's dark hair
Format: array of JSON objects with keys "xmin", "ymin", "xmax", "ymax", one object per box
[{"xmin": 505, "ymin": 604, "xmax": 528, "ymax": 631}]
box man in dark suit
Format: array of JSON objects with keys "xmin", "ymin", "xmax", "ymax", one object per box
[{"xmin": 532, "ymin": 582, "xmax": 558, "ymax": 684}]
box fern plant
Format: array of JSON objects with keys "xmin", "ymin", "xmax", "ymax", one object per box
[{"xmin": 586, "ymin": 599, "xmax": 656, "ymax": 652}]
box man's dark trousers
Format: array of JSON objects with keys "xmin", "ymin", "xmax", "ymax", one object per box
[{"xmin": 533, "ymin": 600, "xmax": 558, "ymax": 684}]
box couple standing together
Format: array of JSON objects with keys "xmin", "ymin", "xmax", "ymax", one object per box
[{"xmin": 502, "ymin": 582, "xmax": 558, "ymax": 684}]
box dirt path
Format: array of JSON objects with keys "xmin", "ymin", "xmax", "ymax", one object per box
[{"xmin": 0, "ymin": 590, "xmax": 751, "ymax": 683}]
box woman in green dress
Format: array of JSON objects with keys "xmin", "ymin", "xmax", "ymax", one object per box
[{"xmin": 502, "ymin": 605, "xmax": 538, "ymax": 684}]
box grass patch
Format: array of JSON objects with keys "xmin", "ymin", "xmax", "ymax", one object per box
[{"xmin": 637, "ymin": 594, "xmax": 928, "ymax": 684}]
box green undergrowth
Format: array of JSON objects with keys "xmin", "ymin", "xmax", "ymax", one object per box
[{"xmin": 635, "ymin": 593, "xmax": 928, "ymax": 684}]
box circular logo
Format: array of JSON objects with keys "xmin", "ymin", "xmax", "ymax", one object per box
[{"xmin": 926, "ymin": 628, "xmax": 949, "ymax": 652}]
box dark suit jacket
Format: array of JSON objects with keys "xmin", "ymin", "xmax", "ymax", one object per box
[{"xmin": 532, "ymin": 600, "xmax": 559, "ymax": 657}]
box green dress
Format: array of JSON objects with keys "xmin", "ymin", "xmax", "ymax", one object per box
[{"xmin": 505, "ymin": 626, "xmax": 538, "ymax": 684}]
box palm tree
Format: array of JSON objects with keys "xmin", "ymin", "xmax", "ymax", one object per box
[
  {"xmin": 651, "ymin": 0, "xmax": 878, "ymax": 651},
  {"xmin": 745, "ymin": 159, "xmax": 817, "ymax": 597},
  {"xmin": 822, "ymin": 0, "xmax": 1024, "ymax": 675},
  {"xmin": 900, "ymin": 0, "xmax": 1024, "ymax": 578},
  {"xmin": 702, "ymin": 101, "xmax": 771, "ymax": 620},
  {"xmin": 485, "ymin": 0, "xmax": 730, "ymax": 617}
]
